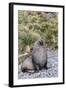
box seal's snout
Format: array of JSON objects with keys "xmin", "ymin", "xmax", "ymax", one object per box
[{"xmin": 39, "ymin": 40, "xmax": 43, "ymax": 45}]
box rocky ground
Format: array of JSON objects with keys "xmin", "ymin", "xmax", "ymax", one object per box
[{"xmin": 18, "ymin": 50, "xmax": 58, "ymax": 79}]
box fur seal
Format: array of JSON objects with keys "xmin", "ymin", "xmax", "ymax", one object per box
[
  {"xmin": 21, "ymin": 56, "xmax": 34, "ymax": 73},
  {"xmin": 32, "ymin": 39, "xmax": 47, "ymax": 71}
]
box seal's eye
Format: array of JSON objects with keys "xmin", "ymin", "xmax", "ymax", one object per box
[{"xmin": 39, "ymin": 40, "xmax": 43, "ymax": 45}]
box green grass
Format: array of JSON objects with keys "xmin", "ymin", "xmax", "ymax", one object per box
[{"xmin": 18, "ymin": 11, "xmax": 58, "ymax": 55}]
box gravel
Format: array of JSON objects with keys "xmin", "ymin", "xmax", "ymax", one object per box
[{"xmin": 18, "ymin": 50, "xmax": 58, "ymax": 79}]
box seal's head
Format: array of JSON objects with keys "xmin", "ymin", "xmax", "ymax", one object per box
[{"xmin": 38, "ymin": 39, "xmax": 44, "ymax": 46}]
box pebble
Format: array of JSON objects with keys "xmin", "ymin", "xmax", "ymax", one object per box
[{"xmin": 18, "ymin": 50, "xmax": 58, "ymax": 79}]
